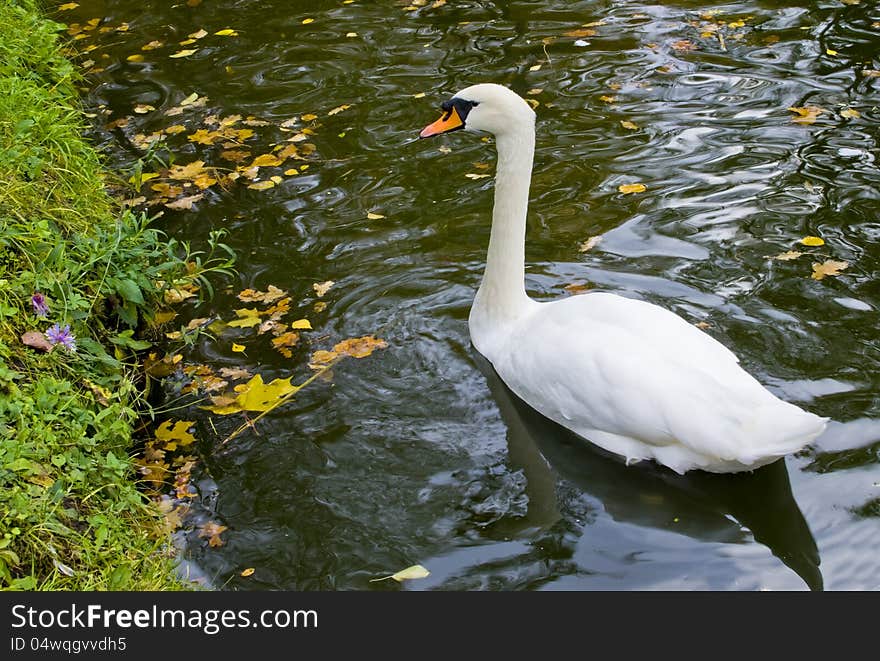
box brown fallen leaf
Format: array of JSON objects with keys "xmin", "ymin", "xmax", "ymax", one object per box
[
  {"xmin": 198, "ymin": 521, "xmax": 228, "ymax": 547},
  {"xmin": 811, "ymin": 260, "xmax": 848, "ymax": 280},
  {"xmin": 774, "ymin": 250, "xmax": 803, "ymax": 261},
  {"xmin": 164, "ymin": 194, "xmax": 204, "ymax": 210}
]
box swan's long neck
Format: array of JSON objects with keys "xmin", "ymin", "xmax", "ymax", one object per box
[{"xmin": 472, "ymin": 126, "xmax": 535, "ymax": 329}]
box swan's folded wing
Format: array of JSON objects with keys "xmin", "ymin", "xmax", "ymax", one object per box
[{"xmin": 493, "ymin": 294, "xmax": 824, "ymax": 468}]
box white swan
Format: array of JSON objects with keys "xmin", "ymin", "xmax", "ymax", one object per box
[{"xmin": 419, "ymin": 83, "xmax": 828, "ymax": 474}]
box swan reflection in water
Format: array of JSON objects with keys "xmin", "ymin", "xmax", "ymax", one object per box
[{"xmin": 472, "ymin": 353, "xmax": 823, "ymax": 591}]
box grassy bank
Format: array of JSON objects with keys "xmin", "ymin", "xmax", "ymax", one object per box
[{"xmin": 0, "ymin": 0, "xmax": 189, "ymax": 590}]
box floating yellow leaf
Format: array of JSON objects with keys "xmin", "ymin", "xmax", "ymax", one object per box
[
  {"xmin": 231, "ymin": 343, "xmax": 246, "ymax": 352},
  {"xmin": 154, "ymin": 420, "xmax": 196, "ymax": 451},
  {"xmin": 313, "ymin": 280, "xmax": 334, "ymax": 297},
  {"xmin": 188, "ymin": 29, "xmax": 208, "ymax": 39},
  {"xmin": 301, "ymin": 113, "xmax": 318, "ymax": 121},
  {"xmin": 599, "ymin": 95, "xmax": 617, "ymax": 103},
  {"xmin": 240, "ymin": 568, "xmax": 255, "ymax": 577},
  {"xmin": 179, "ymin": 92, "xmax": 201, "ymax": 106},
  {"xmin": 250, "ymin": 153, "xmax": 284, "ymax": 167},
  {"xmin": 370, "ymin": 564, "xmax": 431, "ymax": 582},
  {"xmin": 328, "ymin": 104, "xmax": 352, "ymax": 116},
  {"xmin": 564, "ymin": 28, "xmax": 597, "ymax": 38},
  {"xmin": 529, "ymin": 64, "xmax": 542, "ymax": 71},
  {"xmin": 774, "ymin": 250, "xmax": 803, "ymax": 261},
  {"xmin": 271, "ymin": 332, "xmax": 300, "ymax": 358},
  {"xmin": 290, "ymin": 319, "xmax": 312, "ymax": 330},
  {"xmin": 237, "ymin": 285, "xmax": 287, "ymax": 304},
  {"xmin": 346, "ymin": 32, "xmax": 358, "ymax": 38},
  {"xmin": 618, "ymin": 183, "xmax": 646, "ymax": 194},
  {"xmin": 227, "ymin": 316, "xmax": 262, "ymax": 328},
  {"xmin": 800, "ymin": 236, "xmax": 825, "ymax": 247},
  {"xmin": 248, "ymin": 180, "xmax": 276, "ymax": 190},
  {"xmin": 170, "ymin": 49, "xmax": 198, "ymax": 58},
  {"xmin": 59, "ymin": 3, "xmax": 79, "ymax": 10},
  {"xmin": 126, "ymin": 54, "xmax": 145, "ymax": 62},
  {"xmin": 308, "ymin": 349, "xmax": 338, "ymax": 369},
  {"xmin": 333, "ymin": 335, "xmax": 388, "ymax": 359},
  {"xmin": 412, "ymin": 92, "xmax": 426, "ymax": 98},
  {"xmin": 204, "ymin": 374, "xmax": 299, "ymax": 414},
  {"xmin": 811, "ymin": 260, "xmax": 848, "ymax": 280},
  {"xmin": 840, "ymin": 108, "xmax": 861, "ymax": 119},
  {"xmin": 214, "ymin": 29, "xmax": 238, "ymax": 36},
  {"xmin": 465, "ymin": 173, "xmax": 491, "ymax": 179},
  {"xmin": 133, "ymin": 104, "xmax": 155, "ymax": 114},
  {"xmin": 788, "ymin": 106, "xmax": 825, "ymax": 125},
  {"xmin": 826, "ymin": 48, "xmax": 838, "ymax": 56},
  {"xmin": 367, "ymin": 212, "xmax": 385, "ymax": 219},
  {"xmin": 620, "ymin": 120, "xmax": 639, "ymax": 130},
  {"xmin": 302, "ymin": 17, "xmax": 315, "ymax": 24}
]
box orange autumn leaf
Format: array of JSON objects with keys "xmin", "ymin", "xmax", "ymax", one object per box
[{"xmin": 198, "ymin": 521, "xmax": 228, "ymax": 547}]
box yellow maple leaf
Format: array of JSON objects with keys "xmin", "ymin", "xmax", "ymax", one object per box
[
  {"xmin": 774, "ymin": 250, "xmax": 803, "ymax": 261},
  {"xmin": 811, "ymin": 260, "xmax": 848, "ymax": 280},
  {"xmin": 170, "ymin": 49, "xmax": 198, "ymax": 58},
  {"xmin": 154, "ymin": 420, "xmax": 196, "ymax": 451},
  {"xmin": 203, "ymin": 374, "xmax": 299, "ymax": 414}
]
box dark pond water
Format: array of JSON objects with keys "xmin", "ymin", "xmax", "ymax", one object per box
[{"xmin": 60, "ymin": 0, "xmax": 880, "ymax": 590}]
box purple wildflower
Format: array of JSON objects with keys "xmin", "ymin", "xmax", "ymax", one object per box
[
  {"xmin": 31, "ymin": 293, "xmax": 49, "ymax": 318},
  {"xmin": 45, "ymin": 323, "xmax": 77, "ymax": 352}
]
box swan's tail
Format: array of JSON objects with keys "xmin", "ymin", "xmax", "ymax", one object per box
[{"xmin": 739, "ymin": 402, "xmax": 828, "ymax": 466}]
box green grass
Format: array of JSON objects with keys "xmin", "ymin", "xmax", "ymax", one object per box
[{"xmin": 0, "ymin": 0, "xmax": 194, "ymax": 590}]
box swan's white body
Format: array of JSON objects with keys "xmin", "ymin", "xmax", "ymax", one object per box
[{"xmin": 424, "ymin": 83, "xmax": 828, "ymax": 474}]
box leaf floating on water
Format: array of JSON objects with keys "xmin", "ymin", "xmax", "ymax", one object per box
[
  {"xmin": 599, "ymin": 95, "xmax": 617, "ymax": 104},
  {"xmin": 529, "ymin": 64, "xmax": 542, "ymax": 72},
  {"xmin": 170, "ymin": 49, "xmax": 198, "ymax": 58},
  {"xmin": 237, "ymin": 285, "xmax": 287, "ymax": 304},
  {"xmin": 164, "ymin": 194, "xmax": 204, "ymax": 210},
  {"xmin": 308, "ymin": 349, "xmax": 338, "ymax": 370},
  {"xmin": 313, "ymin": 280, "xmax": 334, "ymax": 298},
  {"xmin": 620, "ymin": 120, "xmax": 639, "ymax": 130},
  {"xmin": 214, "ymin": 29, "xmax": 238, "ymax": 36},
  {"xmin": 328, "ymin": 104, "xmax": 352, "ymax": 116},
  {"xmin": 290, "ymin": 319, "xmax": 312, "ymax": 330},
  {"xmin": 301, "ymin": 113, "xmax": 319, "ymax": 122},
  {"xmin": 58, "ymin": 3, "xmax": 79, "ymax": 10},
  {"xmin": 133, "ymin": 104, "xmax": 155, "ymax": 114},
  {"xmin": 231, "ymin": 343, "xmax": 246, "ymax": 353},
  {"xmin": 204, "ymin": 374, "xmax": 299, "ymax": 414},
  {"xmin": 811, "ymin": 260, "xmax": 849, "ymax": 280},
  {"xmin": 465, "ymin": 173, "xmax": 491, "ymax": 179},
  {"xmin": 800, "ymin": 236, "xmax": 825, "ymax": 247},
  {"xmin": 671, "ymin": 39, "xmax": 698, "ymax": 51},
  {"xmin": 840, "ymin": 108, "xmax": 861, "ymax": 119},
  {"xmin": 618, "ymin": 183, "xmax": 646, "ymax": 194},
  {"xmin": 126, "ymin": 54, "xmax": 145, "ymax": 62},
  {"xmin": 271, "ymin": 332, "xmax": 300, "ymax": 358},
  {"xmin": 774, "ymin": 250, "xmax": 803, "ymax": 261},
  {"xmin": 564, "ymin": 28, "xmax": 597, "ymax": 38},
  {"xmin": 250, "ymin": 153, "xmax": 284, "ymax": 167},
  {"xmin": 333, "ymin": 335, "xmax": 388, "ymax": 358},
  {"xmin": 788, "ymin": 106, "xmax": 825, "ymax": 125},
  {"xmin": 370, "ymin": 564, "xmax": 431, "ymax": 583},
  {"xmin": 188, "ymin": 29, "xmax": 209, "ymax": 39},
  {"xmin": 240, "ymin": 568, "xmax": 255, "ymax": 577},
  {"xmin": 199, "ymin": 522, "xmax": 227, "ymax": 548},
  {"xmin": 154, "ymin": 420, "xmax": 196, "ymax": 451},
  {"xmin": 367, "ymin": 212, "xmax": 385, "ymax": 219},
  {"xmin": 247, "ymin": 180, "xmax": 276, "ymax": 190}
]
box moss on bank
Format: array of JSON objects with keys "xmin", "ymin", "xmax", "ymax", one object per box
[{"xmin": 0, "ymin": 0, "xmax": 188, "ymax": 590}]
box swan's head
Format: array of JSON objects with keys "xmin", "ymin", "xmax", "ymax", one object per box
[{"xmin": 419, "ymin": 83, "xmax": 535, "ymax": 139}]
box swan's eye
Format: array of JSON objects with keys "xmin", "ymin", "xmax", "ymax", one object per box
[{"xmin": 419, "ymin": 98, "xmax": 479, "ymax": 139}]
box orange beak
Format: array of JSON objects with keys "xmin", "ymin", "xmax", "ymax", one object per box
[{"xmin": 419, "ymin": 106, "xmax": 464, "ymax": 138}]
